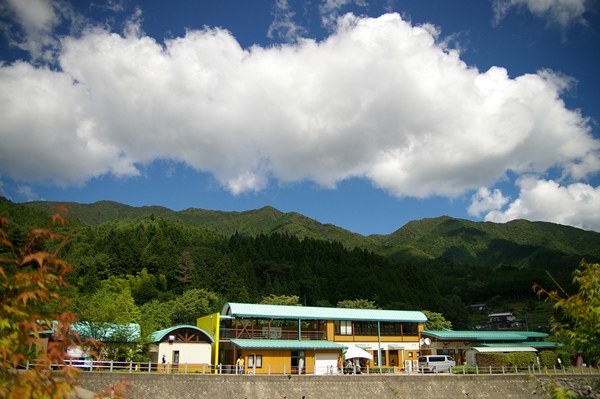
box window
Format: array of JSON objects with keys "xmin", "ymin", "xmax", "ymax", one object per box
[
  {"xmin": 381, "ymin": 322, "xmax": 401, "ymax": 336},
  {"xmin": 351, "ymin": 322, "xmax": 407, "ymax": 336},
  {"xmin": 354, "ymin": 322, "xmax": 377, "ymax": 336},
  {"xmin": 335, "ymin": 320, "xmax": 352, "ymax": 335},
  {"xmin": 247, "ymin": 355, "xmax": 262, "ymax": 368},
  {"xmin": 401, "ymin": 323, "xmax": 418, "ymax": 336},
  {"xmin": 373, "ymin": 350, "xmax": 387, "ymax": 366}
]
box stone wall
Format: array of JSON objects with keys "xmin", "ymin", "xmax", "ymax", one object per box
[
  {"xmin": 77, "ymin": 373, "xmax": 600, "ymax": 399},
  {"xmin": 538, "ymin": 377, "xmax": 600, "ymax": 399}
]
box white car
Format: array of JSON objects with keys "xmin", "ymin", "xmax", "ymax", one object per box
[{"xmin": 418, "ymin": 355, "xmax": 455, "ymax": 372}]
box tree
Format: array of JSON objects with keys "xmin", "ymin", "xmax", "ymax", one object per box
[
  {"xmin": 0, "ymin": 211, "xmax": 126, "ymax": 398},
  {"xmin": 534, "ymin": 260, "xmax": 600, "ymax": 364},
  {"xmin": 439, "ymin": 294, "xmax": 469, "ymax": 329},
  {"xmin": 422, "ymin": 310, "xmax": 452, "ymax": 330},
  {"xmin": 167, "ymin": 289, "xmax": 224, "ymax": 325},
  {"xmin": 336, "ymin": 298, "xmax": 380, "ymax": 309},
  {"xmin": 139, "ymin": 299, "xmax": 172, "ymax": 337},
  {"xmin": 73, "ymin": 284, "xmax": 141, "ymax": 342},
  {"xmin": 175, "ymin": 250, "xmax": 195, "ymax": 292},
  {"xmin": 127, "ymin": 267, "xmax": 166, "ymax": 305},
  {"xmin": 260, "ymin": 294, "xmax": 301, "ymax": 306}
]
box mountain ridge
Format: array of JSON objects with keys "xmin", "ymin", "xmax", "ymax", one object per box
[{"xmin": 20, "ymin": 199, "xmax": 600, "ymax": 270}]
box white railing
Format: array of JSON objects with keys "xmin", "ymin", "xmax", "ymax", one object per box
[
  {"xmin": 450, "ymin": 364, "xmax": 600, "ymax": 376},
  {"xmin": 20, "ymin": 360, "xmax": 600, "ymax": 376}
]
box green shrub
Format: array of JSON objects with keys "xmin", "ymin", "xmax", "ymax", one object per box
[
  {"xmin": 476, "ymin": 353, "xmax": 507, "ymax": 368},
  {"xmin": 476, "ymin": 352, "xmax": 538, "ymax": 368},
  {"xmin": 453, "ymin": 365, "xmax": 477, "ymax": 374},
  {"xmin": 538, "ymin": 351, "xmax": 557, "ymax": 367},
  {"xmin": 510, "ymin": 352, "xmax": 537, "ymax": 368},
  {"xmin": 369, "ymin": 367, "xmax": 395, "ymax": 374}
]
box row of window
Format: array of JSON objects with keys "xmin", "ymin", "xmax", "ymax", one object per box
[{"xmin": 334, "ymin": 320, "xmax": 418, "ymax": 336}]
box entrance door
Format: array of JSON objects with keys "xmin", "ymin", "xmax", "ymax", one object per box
[
  {"xmin": 172, "ymin": 350, "xmax": 180, "ymax": 372},
  {"xmin": 389, "ymin": 350, "xmax": 399, "ymax": 369},
  {"xmin": 291, "ymin": 351, "xmax": 305, "ymax": 374}
]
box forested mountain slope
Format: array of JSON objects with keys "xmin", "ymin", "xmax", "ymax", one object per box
[
  {"xmin": 376, "ymin": 216, "xmax": 600, "ymax": 270},
  {"xmin": 1, "ymin": 197, "xmax": 593, "ymax": 329},
  {"xmin": 23, "ymin": 199, "xmax": 600, "ymax": 271},
  {"xmin": 25, "ymin": 201, "xmax": 379, "ymax": 251}
]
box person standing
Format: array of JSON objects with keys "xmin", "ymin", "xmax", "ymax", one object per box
[
  {"xmin": 162, "ymin": 355, "xmax": 166, "ymax": 373},
  {"xmin": 236, "ymin": 355, "xmax": 245, "ymax": 374}
]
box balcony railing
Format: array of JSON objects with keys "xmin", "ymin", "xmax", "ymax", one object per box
[{"xmin": 219, "ymin": 328, "xmax": 327, "ymax": 341}]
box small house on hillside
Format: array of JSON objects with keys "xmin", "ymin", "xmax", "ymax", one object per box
[
  {"xmin": 487, "ymin": 312, "xmax": 524, "ymax": 330},
  {"xmin": 468, "ymin": 303, "xmax": 489, "ymax": 313}
]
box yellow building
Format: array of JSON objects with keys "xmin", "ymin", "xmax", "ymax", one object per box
[{"xmin": 210, "ymin": 302, "xmax": 427, "ymax": 375}]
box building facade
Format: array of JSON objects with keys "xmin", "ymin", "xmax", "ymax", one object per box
[
  {"xmin": 149, "ymin": 325, "xmax": 214, "ymax": 372},
  {"xmin": 420, "ymin": 329, "xmax": 551, "ymax": 365},
  {"xmin": 200, "ymin": 302, "xmax": 427, "ymax": 375}
]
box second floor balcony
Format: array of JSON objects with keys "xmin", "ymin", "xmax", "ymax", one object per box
[{"xmin": 220, "ymin": 327, "xmax": 327, "ymax": 341}]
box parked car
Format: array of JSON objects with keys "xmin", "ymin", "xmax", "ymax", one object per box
[{"xmin": 418, "ymin": 355, "xmax": 455, "ymax": 373}]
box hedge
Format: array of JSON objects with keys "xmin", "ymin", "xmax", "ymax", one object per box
[{"xmin": 476, "ymin": 351, "xmax": 556, "ymax": 368}]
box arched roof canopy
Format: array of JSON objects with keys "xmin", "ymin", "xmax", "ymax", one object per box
[{"xmin": 149, "ymin": 325, "xmax": 214, "ymax": 344}]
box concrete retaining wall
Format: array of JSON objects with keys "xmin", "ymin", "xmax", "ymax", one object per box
[{"xmin": 77, "ymin": 373, "xmax": 580, "ymax": 399}]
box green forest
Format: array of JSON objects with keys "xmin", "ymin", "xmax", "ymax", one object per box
[{"xmin": 1, "ymin": 197, "xmax": 597, "ymax": 347}]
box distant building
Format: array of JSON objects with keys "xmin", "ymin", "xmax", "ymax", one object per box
[
  {"xmin": 468, "ymin": 303, "xmax": 489, "ymax": 313},
  {"xmin": 70, "ymin": 322, "xmax": 141, "ymax": 342},
  {"xmin": 486, "ymin": 312, "xmax": 524, "ymax": 330},
  {"xmin": 67, "ymin": 322, "xmax": 142, "ymax": 363},
  {"xmin": 421, "ymin": 329, "xmax": 552, "ymax": 365}
]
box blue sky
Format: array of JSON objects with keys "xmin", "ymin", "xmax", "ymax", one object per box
[{"xmin": 0, "ymin": 0, "xmax": 599, "ymax": 236}]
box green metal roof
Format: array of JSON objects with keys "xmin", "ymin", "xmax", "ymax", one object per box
[
  {"xmin": 422, "ymin": 329, "xmax": 548, "ymax": 341},
  {"xmin": 467, "ymin": 347, "xmax": 538, "ymax": 353},
  {"xmin": 529, "ymin": 341, "xmax": 560, "ymax": 348},
  {"xmin": 222, "ymin": 302, "xmax": 427, "ymax": 323},
  {"xmin": 510, "ymin": 331, "xmax": 549, "ymax": 339},
  {"xmin": 149, "ymin": 325, "xmax": 214, "ymax": 343},
  {"xmin": 71, "ymin": 322, "xmax": 141, "ymax": 342},
  {"xmin": 481, "ymin": 342, "xmax": 558, "ymax": 349},
  {"xmin": 230, "ymin": 339, "xmax": 344, "ymax": 350}
]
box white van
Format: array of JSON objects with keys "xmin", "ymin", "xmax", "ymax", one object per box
[{"xmin": 418, "ymin": 355, "xmax": 455, "ymax": 373}]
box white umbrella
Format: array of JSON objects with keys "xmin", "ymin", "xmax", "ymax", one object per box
[{"xmin": 344, "ymin": 346, "xmax": 373, "ymax": 360}]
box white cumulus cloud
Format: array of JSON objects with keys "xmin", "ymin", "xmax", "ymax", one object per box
[
  {"xmin": 480, "ymin": 176, "xmax": 600, "ymax": 231},
  {"xmin": 319, "ymin": 0, "xmax": 368, "ymax": 29},
  {"xmin": 467, "ymin": 187, "xmax": 510, "ymax": 217},
  {"xmin": 0, "ymin": 10, "xmax": 599, "ymax": 207},
  {"xmin": 0, "ymin": 0, "xmax": 65, "ymax": 61},
  {"xmin": 267, "ymin": 0, "xmax": 307, "ymax": 42},
  {"xmin": 492, "ymin": 0, "xmax": 591, "ymax": 28}
]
